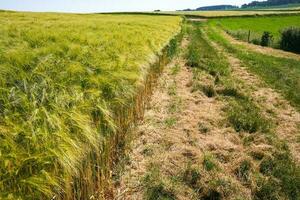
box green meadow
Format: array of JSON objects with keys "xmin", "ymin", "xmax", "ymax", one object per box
[{"xmin": 210, "ymin": 15, "xmax": 300, "ymax": 44}]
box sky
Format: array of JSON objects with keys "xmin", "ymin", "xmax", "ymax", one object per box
[{"xmin": 0, "ymin": 0, "xmax": 257, "ymax": 13}]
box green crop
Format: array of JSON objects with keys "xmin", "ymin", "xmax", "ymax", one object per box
[{"xmin": 0, "ymin": 12, "xmax": 181, "ymax": 199}]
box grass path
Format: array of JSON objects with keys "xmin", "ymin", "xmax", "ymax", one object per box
[
  {"xmin": 115, "ymin": 37, "xmax": 200, "ymax": 199},
  {"xmin": 207, "ymin": 35, "xmax": 300, "ymax": 163},
  {"xmin": 114, "ymin": 24, "xmax": 300, "ymax": 200},
  {"xmin": 226, "ymin": 49, "xmax": 300, "ymax": 163},
  {"xmin": 115, "ymin": 37, "xmax": 252, "ymax": 199}
]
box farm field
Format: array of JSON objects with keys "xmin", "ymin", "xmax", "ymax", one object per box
[
  {"xmin": 209, "ymin": 15, "xmax": 300, "ymax": 46},
  {"xmin": 1, "ymin": 8, "xmax": 300, "ymax": 200},
  {"xmin": 0, "ymin": 12, "xmax": 181, "ymax": 199},
  {"xmin": 162, "ymin": 10, "xmax": 300, "ymax": 17}
]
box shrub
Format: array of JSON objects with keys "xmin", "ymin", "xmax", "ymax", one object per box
[
  {"xmin": 260, "ymin": 31, "xmax": 273, "ymax": 47},
  {"xmin": 280, "ymin": 27, "xmax": 300, "ymax": 53},
  {"xmin": 251, "ymin": 38, "xmax": 261, "ymax": 45}
]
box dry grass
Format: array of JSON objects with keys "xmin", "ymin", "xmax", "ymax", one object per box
[
  {"xmin": 205, "ymin": 22, "xmax": 300, "ymax": 199},
  {"xmin": 117, "ymin": 27, "xmax": 251, "ymax": 199}
]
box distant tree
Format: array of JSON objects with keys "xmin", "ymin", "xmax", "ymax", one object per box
[
  {"xmin": 280, "ymin": 27, "xmax": 300, "ymax": 53},
  {"xmin": 242, "ymin": 0, "xmax": 300, "ymax": 8},
  {"xmin": 196, "ymin": 5, "xmax": 238, "ymax": 11},
  {"xmin": 180, "ymin": 5, "xmax": 238, "ymax": 11}
]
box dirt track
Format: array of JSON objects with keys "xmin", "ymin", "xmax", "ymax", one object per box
[{"xmin": 116, "ymin": 38, "xmax": 251, "ymax": 200}]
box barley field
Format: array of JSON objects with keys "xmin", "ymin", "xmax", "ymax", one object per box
[{"xmin": 0, "ymin": 12, "xmax": 181, "ymax": 199}]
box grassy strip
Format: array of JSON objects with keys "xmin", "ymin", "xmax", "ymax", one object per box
[
  {"xmin": 227, "ymin": 98, "xmax": 272, "ymax": 133},
  {"xmin": 186, "ymin": 22, "xmax": 272, "ymax": 135},
  {"xmin": 206, "ymin": 26, "xmax": 300, "ymax": 111},
  {"xmin": 186, "ymin": 22, "xmax": 230, "ymax": 77},
  {"xmin": 186, "ymin": 21, "xmax": 300, "ymax": 200}
]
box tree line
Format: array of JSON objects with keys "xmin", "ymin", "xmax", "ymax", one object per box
[{"xmin": 242, "ymin": 0, "xmax": 300, "ymax": 8}]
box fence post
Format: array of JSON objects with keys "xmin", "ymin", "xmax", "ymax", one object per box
[{"xmin": 248, "ymin": 30, "xmax": 251, "ymax": 43}]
